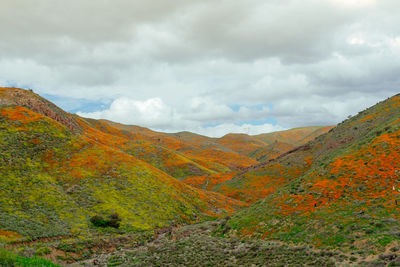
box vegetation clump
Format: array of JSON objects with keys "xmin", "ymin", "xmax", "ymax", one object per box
[
  {"xmin": 0, "ymin": 248, "xmax": 59, "ymax": 267},
  {"xmin": 90, "ymin": 213, "xmax": 122, "ymax": 228}
]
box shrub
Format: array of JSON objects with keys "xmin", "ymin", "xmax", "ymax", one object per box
[
  {"xmin": 90, "ymin": 215, "xmax": 108, "ymax": 227},
  {"xmin": 90, "ymin": 213, "xmax": 122, "ymax": 228},
  {"xmin": 107, "ymin": 213, "xmax": 122, "ymax": 229}
]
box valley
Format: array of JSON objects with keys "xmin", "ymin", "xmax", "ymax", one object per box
[{"xmin": 0, "ymin": 87, "xmax": 399, "ymax": 266}]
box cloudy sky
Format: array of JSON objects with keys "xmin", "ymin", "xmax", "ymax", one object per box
[{"xmin": 1, "ymin": 0, "xmax": 399, "ymax": 137}]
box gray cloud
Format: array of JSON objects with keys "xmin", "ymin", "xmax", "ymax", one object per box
[{"xmin": 0, "ymin": 0, "xmax": 399, "ymax": 137}]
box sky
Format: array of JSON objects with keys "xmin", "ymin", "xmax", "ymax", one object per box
[{"xmin": 0, "ymin": 0, "xmax": 399, "ymax": 137}]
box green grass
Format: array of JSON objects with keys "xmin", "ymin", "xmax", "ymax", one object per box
[{"xmin": 0, "ymin": 249, "xmax": 59, "ymax": 267}]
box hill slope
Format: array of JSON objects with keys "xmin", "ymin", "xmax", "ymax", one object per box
[
  {"xmin": 0, "ymin": 87, "xmax": 244, "ymax": 241},
  {"xmin": 103, "ymin": 122, "xmax": 259, "ymax": 173},
  {"xmin": 0, "ymin": 87, "xmax": 335, "ymax": 243},
  {"xmin": 225, "ymin": 94, "xmax": 400, "ymax": 250}
]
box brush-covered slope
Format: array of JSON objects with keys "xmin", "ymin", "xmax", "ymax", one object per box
[
  {"xmin": 165, "ymin": 130, "xmax": 332, "ymax": 193},
  {"xmin": 248, "ymin": 141, "xmax": 296, "ymax": 162},
  {"xmin": 225, "ymin": 94, "xmax": 400, "ymax": 250},
  {"xmin": 216, "ymin": 96, "xmax": 399, "ymax": 204},
  {"xmin": 82, "ymin": 119, "xmax": 215, "ymax": 181},
  {"xmin": 253, "ymin": 126, "xmax": 334, "ymax": 146},
  {"xmin": 103, "ymin": 122, "xmax": 259, "ymax": 172},
  {"xmin": 103, "ymin": 123, "xmax": 330, "ymax": 175},
  {"xmin": 0, "ymin": 87, "xmax": 244, "ymax": 241},
  {"xmin": 104, "ymin": 125, "xmax": 330, "ymax": 192},
  {"xmin": 216, "ymin": 133, "xmax": 268, "ymax": 156},
  {"xmin": 246, "ymin": 126, "xmax": 333, "ymax": 162},
  {"xmin": 215, "ymin": 126, "xmax": 333, "ymax": 163}
]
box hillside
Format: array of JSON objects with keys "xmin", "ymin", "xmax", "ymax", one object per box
[
  {"xmin": 0, "ymin": 87, "xmax": 332, "ymax": 244},
  {"xmin": 102, "ymin": 120, "xmax": 332, "ymax": 193},
  {"xmin": 1, "ymin": 87, "xmax": 399, "ymax": 265},
  {"xmin": 105, "ymin": 121, "xmax": 332, "ymax": 173},
  {"xmin": 0, "ymin": 87, "xmax": 245, "ymax": 241},
  {"xmin": 82, "ymin": 119, "xmax": 216, "ymax": 181},
  {"xmin": 103, "ymin": 121, "xmax": 258, "ymax": 173},
  {"xmin": 254, "ymin": 126, "xmax": 335, "ymax": 146},
  {"xmin": 0, "ymin": 87, "xmax": 347, "ymax": 265},
  {"xmin": 224, "ymin": 94, "xmax": 400, "ymax": 250},
  {"xmin": 217, "ymin": 126, "xmax": 333, "ymax": 161}
]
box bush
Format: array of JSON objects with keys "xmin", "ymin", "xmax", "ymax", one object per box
[
  {"xmin": 90, "ymin": 215, "xmax": 108, "ymax": 227},
  {"xmin": 107, "ymin": 213, "xmax": 122, "ymax": 229},
  {"xmin": 90, "ymin": 213, "xmax": 122, "ymax": 228}
]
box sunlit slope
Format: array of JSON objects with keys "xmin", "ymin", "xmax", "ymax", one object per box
[
  {"xmin": 244, "ymin": 126, "xmax": 333, "ymax": 162},
  {"xmin": 248, "ymin": 141, "xmax": 296, "ymax": 162},
  {"xmin": 215, "ymin": 133, "xmax": 267, "ymax": 156},
  {"xmin": 0, "ymin": 88, "xmax": 244, "ymax": 240},
  {"xmin": 253, "ymin": 126, "xmax": 334, "ymax": 146},
  {"xmin": 103, "ymin": 121, "xmax": 258, "ymax": 172},
  {"xmin": 81, "ymin": 119, "xmax": 215, "ymax": 180},
  {"xmin": 213, "ymin": 127, "xmax": 333, "ymax": 163},
  {"xmin": 216, "ymin": 96, "xmax": 399, "ymax": 203},
  {"xmin": 104, "ymin": 121, "xmax": 332, "ymax": 193},
  {"xmin": 227, "ymin": 94, "xmax": 400, "ymax": 249}
]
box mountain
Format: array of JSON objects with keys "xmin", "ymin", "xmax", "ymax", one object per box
[
  {"xmin": 225, "ymin": 94, "xmax": 400, "ymax": 250},
  {"xmin": 0, "ymin": 87, "xmax": 245, "ymax": 240}
]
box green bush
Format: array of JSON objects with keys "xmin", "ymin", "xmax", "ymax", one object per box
[
  {"xmin": 90, "ymin": 215, "xmax": 108, "ymax": 227},
  {"xmin": 90, "ymin": 213, "xmax": 122, "ymax": 228}
]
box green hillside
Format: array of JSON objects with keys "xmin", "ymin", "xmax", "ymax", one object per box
[
  {"xmin": 0, "ymin": 87, "xmax": 244, "ymax": 241},
  {"xmin": 225, "ymin": 94, "xmax": 400, "ymax": 251}
]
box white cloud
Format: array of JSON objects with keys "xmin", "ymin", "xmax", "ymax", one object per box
[
  {"xmin": 77, "ymin": 96, "xmax": 280, "ymax": 137},
  {"xmin": 0, "ymin": 0, "xmax": 399, "ymax": 136},
  {"xmin": 78, "ymin": 97, "xmax": 173, "ymax": 128},
  {"xmin": 348, "ymin": 37, "xmax": 365, "ymax": 45},
  {"xmin": 388, "ymin": 37, "xmax": 400, "ymax": 48},
  {"xmin": 193, "ymin": 123, "xmax": 285, "ymax": 138}
]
